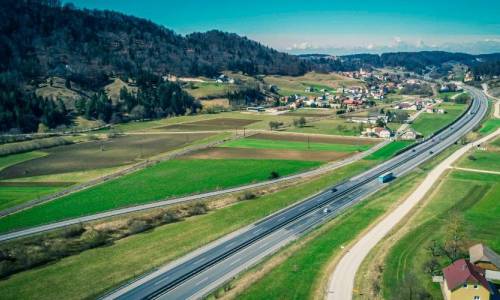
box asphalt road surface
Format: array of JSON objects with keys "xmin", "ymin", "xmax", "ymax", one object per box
[{"xmin": 103, "ymin": 86, "xmax": 487, "ymax": 300}]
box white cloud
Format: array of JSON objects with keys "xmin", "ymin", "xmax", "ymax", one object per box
[{"xmin": 286, "ymin": 42, "xmax": 317, "ymax": 51}]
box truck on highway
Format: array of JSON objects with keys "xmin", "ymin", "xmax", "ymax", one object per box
[{"xmin": 378, "ymin": 172, "xmax": 394, "ymax": 183}]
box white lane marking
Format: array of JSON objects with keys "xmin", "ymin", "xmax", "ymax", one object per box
[
  {"xmin": 254, "ymin": 228, "xmax": 262, "ymax": 234},
  {"xmin": 195, "ymin": 277, "xmax": 209, "ymax": 286},
  {"xmin": 298, "ymin": 206, "xmax": 306, "ymax": 212},
  {"xmin": 258, "ymin": 241, "xmax": 271, "ymax": 250},
  {"xmin": 224, "ymin": 241, "xmax": 236, "ymax": 249},
  {"xmin": 193, "ymin": 257, "xmax": 206, "ymax": 265},
  {"xmin": 153, "ymin": 276, "xmax": 170, "ymax": 286},
  {"xmin": 229, "ymin": 258, "xmax": 242, "ymax": 266},
  {"xmin": 277, "ymin": 216, "xmax": 286, "ymax": 222}
]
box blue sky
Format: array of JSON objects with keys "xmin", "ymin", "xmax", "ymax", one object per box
[{"xmin": 66, "ymin": 0, "xmax": 500, "ymax": 54}]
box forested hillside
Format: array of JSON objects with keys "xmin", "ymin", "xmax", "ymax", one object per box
[
  {"xmin": 1, "ymin": 0, "xmax": 308, "ymax": 89},
  {"xmin": 0, "ymin": 0, "xmax": 309, "ymax": 133}
]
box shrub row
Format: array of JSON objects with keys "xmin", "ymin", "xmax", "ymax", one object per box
[
  {"xmin": 0, "ymin": 202, "xmax": 209, "ymax": 278},
  {"xmin": 0, "ymin": 136, "xmax": 73, "ymax": 156}
]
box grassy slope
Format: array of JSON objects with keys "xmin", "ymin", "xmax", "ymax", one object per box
[
  {"xmin": 382, "ymin": 171, "xmax": 500, "ymax": 299},
  {"xmin": 0, "ymin": 159, "xmax": 322, "ymax": 233},
  {"xmin": 0, "ymin": 161, "xmax": 375, "ymax": 300},
  {"xmin": 237, "ymin": 171, "xmax": 424, "ymax": 300},
  {"xmin": 219, "ymin": 138, "xmax": 371, "ymax": 152},
  {"xmin": 0, "ymin": 151, "xmax": 47, "ymax": 171},
  {"xmin": 364, "ymin": 141, "xmax": 413, "ymax": 161},
  {"xmin": 411, "ymin": 103, "xmax": 466, "ymax": 136},
  {"xmin": 184, "ymin": 82, "xmax": 236, "ymax": 99}
]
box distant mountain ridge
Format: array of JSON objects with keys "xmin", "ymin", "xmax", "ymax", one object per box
[{"xmin": 300, "ymin": 51, "xmax": 500, "ymax": 74}]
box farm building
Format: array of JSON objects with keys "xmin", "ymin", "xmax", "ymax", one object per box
[
  {"xmin": 441, "ymin": 259, "xmax": 495, "ymax": 300},
  {"xmin": 469, "ymin": 244, "xmax": 500, "ymax": 272}
]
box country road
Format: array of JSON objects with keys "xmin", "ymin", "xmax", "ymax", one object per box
[
  {"xmin": 102, "ymin": 86, "xmax": 487, "ymax": 300},
  {"xmin": 326, "ymin": 130, "xmax": 499, "ymax": 300}
]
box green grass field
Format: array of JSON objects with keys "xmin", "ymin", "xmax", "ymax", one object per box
[
  {"xmin": 287, "ymin": 118, "xmax": 364, "ymax": 136},
  {"xmin": 184, "ymin": 82, "xmax": 236, "ymax": 99},
  {"xmin": 263, "ymin": 72, "xmax": 363, "ymax": 97},
  {"xmin": 364, "ymin": 141, "xmax": 413, "ymax": 161},
  {"xmin": 237, "ymin": 171, "xmax": 424, "ymax": 300},
  {"xmin": 411, "ymin": 103, "xmax": 466, "ymax": 136},
  {"xmin": 219, "ymin": 138, "xmax": 371, "ymax": 152},
  {"xmin": 0, "ymin": 159, "xmax": 322, "ymax": 233},
  {"xmin": 0, "ymin": 186, "xmax": 63, "ymax": 211},
  {"xmin": 0, "ymin": 161, "xmax": 375, "ymax": 300},
  {"xmin": 437, "ymin": 91, "xmax": 462, "ymax": 99},
  {"xmin": 457, "ymin": 151, "xmax": 500, "ymax": 172},
  {"xmin": 0, "ymin": 151, "xmax": 47, "ymax": 171},
  {"xmin": 479, "ymin": 118, "xmax": 500, "ymax": 134},
  {"xmin": 382, "ymin": 170, "xmax": 500, "ymax": 299}
]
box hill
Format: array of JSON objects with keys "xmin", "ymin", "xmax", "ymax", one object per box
[{"xmin": 1, "ymin": 0, "xmax": 308, "ymax": 90}]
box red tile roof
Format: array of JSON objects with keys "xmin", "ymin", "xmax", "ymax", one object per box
[{"xmin": 443, "ymin": 259, "xmax": 491, "ymax": 292}]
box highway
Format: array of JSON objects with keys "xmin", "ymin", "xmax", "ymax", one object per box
[{"xmin": 104, "ymin": 87, "xmax": 488, "ymax": 300}]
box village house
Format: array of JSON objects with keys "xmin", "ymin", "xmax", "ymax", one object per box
[
  {"xmin": 343, "ymin": 99, "xmax": 363, "ymax": 109},
  {"xmin": 441, "ymin": 259, "xmax": 496, "ymax": 300},
  {"xmin": 349, "ymin": 114, "xmax": 388, "ymax": 125},
  {"xmin": 400, "ymin": 129, "xmax": 421, "ymax": 140},
  {"xmin": 215, "ymin": 74, "xmax": 235, "ymax": 84},
  {"xmin": 364, "ymin": 127, "xmax": 391, "ymax": 138}
]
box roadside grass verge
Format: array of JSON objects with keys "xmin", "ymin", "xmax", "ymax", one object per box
[
  {"xmin": 234, "ymin": 170, "xmax": 425, "ymax": 300},
  {"xmin": 219, "ymin": 138, "xmax": 371, "ymax": 152},
  {"xmin": 411, "ymin": 103, "xmax": 466, "ymax": 136},
  {"xmin": 0, "ymin": 159, "xmax": 321, "ymax": 233},
  {"xmin": 479, "ymin": 118, "xmax": 500, "ymax": 134},
  {"xmin": 364, "ymin": 140, "xmax": 413, "ymax": 161},
  {"xmin": 381, "ymin": 170, "xmax": 500, "ymax": 300},
  {"xmin": 0, "ymin": 161, "xmax": 375, "ymax": 300}
]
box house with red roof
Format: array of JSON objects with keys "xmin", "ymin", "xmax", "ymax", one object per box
[{"xmin": 441, "ymin": 259, "xmax": 494, "ymax": 300}]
